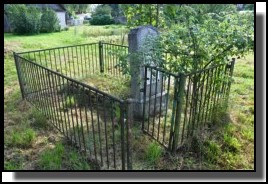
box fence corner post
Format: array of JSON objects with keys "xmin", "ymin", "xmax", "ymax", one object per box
[
  {"xmin": 13, "ymin": 52, "xmax": 25, "ymax": 99},
  {"xmin": 126, "ymin": 98, "xmax": 133, "ymax": 170},
  {"xmin": 172, "ymin": 74, "xmax": 186, "ymax": 153},
  {"xmin": 99, "ymin": 41, "xmax": 104, "ymax": 73}
]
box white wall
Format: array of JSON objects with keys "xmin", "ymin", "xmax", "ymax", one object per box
[{"xmin": 56, "ymin": 12, "xmax": 66, "ymax": 28}]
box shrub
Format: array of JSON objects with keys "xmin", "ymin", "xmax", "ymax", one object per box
[
  {"xmin": 83, "ymin": 20, "xmax": 89, "ymax": 25},
  {"xmin": 6, "ymin": 4, "xmax": 42, "ymax": 35},
  {"xmin": 40, "ymin": 8, "xmax": 60, "ymax": 33},
  {"xmin": 90, "ymin": 14, "xmax": 115, "ymax": 25},
  {"xmin": 62, "ymin": 26, "xmax": 69, "ymax": 31}
]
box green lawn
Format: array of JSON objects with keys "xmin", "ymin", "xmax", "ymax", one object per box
[{"xmin": 4, "ymin": 25, "xmax": 254, "ymax": 170}]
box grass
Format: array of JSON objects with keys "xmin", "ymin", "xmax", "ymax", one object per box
[
  {"xmin": 188, "ymin": 53, "xmax": 255, "ymax": 170},
  {"xmin": 145, "ymin": 141, "xmax": 163, "ymax": 166},
  {"xmin": 81, "ymin": 73, "xmax": 131, "ymax": 99},
  {"xmin": 4, "ymin": 25, "xmax": 254, "ymax": 170},
  {"xmin": 38, "ymin": 142, "xmax": 90, "ymax": 170}
]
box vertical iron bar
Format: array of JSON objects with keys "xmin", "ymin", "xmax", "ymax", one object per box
[
  {"xmin": 102, "ymin": 97, "xmax": 109, "ymax": 169},
  {"xmin": 78, "ymin": 85, "xmax": 87, "ymax": 152},
  {"xmin": 168, "ymin": 76, "xmax": 178, "ymax": 150},
  {"xmin": 88, "ymin": 89, "xmax": 98, "ymax": 162},
  {"xmin": 80, "ymin": 45, "xmax": 84, "ymax": 78},
  {"xmin": 147, "ymin": 67, "xmax": 153, "ymax": 133},
  {"xmin": 99, "ymin": 41, "xmax": 104, "ymax": 73},
  {"xmin": 142, "ymin": 66, "xmax": 148, "ymax": 131},
  {"xmin": 152, "ymin": 70, "xmax": 159, "ymax": 137},
  {"xmin": 73, "ymin": 83, "xmax": 82, "ymax": 150},
  {"xmin": 110, "ymin": 100, "xmax": 116, "ymax": 169},
  {"xmin": 157, "ymin": 72, "xmax": 164, "ymax": 142},
  {"xmin": 95, "ymin": 92, "xmax": 103, "ymax": 166},
  {"xmin": 120, "ymin": 102, "xmax": 125, "ymax": 170},
  {"xmin": 75, "ymin": 46, "xmax": 80, "ymax": 78},
  {"xmin": 162, "ymin": 74, "xmax": 171, "ymax": 144},
  {"xmin": 126, "ymin": 99, "xmax": 133, "ymax": 170}
]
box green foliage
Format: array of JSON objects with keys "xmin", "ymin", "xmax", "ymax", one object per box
[
  {"xmin": 92, "ymin": 5, "xmax": 112, "ymax": 16},
  {"xmin": 4, "ymin": 158, "xmax": 24, "ymax": 170},
  {"xmin": 65, "ymin": 150, "xmax": 91, "ymax": 170},
  {"xmin": 39, "ymin": 143, "xmax": 64, "ymax": 170},
  {"xmin": 108, "ymin": 4, "xmax": 123, "ymax": 18},
  {"xmin": 121, "ymin": 4, "xmax": 161, "ymax": 28},
  {"xmin": 203, "ymin": 141, "xmax": 221, "ymax": 164},
  {"xmin": 6, "ymin": 4, "xmax": 63, "ymax": 35},
  {"xmin": 65, "ymin": 95, "xmax": 76, "ymax": 108},
  {"xmin": 62, "ymin": 26, "xmax": 69, "ymax": 31},
  {"xmin": 90, "ymin": 15, "xmax": 115, "ymax": 25},
  {"xmin": 83, "ymin": 20, "xmax": 89, "ymax": 25},
  {"xmin": 244, "ymin": 4, "xmax": 254, "ymax": 11},
  {"xmin": 30, "ymin": 109, "xmax": 50, "ymax": 130},
  {"xmin": 64, "ymin": 4, "xmax": 90, "ymax": 15},
  {"xmin": 7, "ymin": 128, "xmax": 36, "ymax": 148},
  {"xmin": 90, "ymin": 5, "xmax": 114, "ymax": 25},
  {"xmin": 223, "ymin": 134, "xmax": 241, "ymax": 153},
  {"xmin": 118, "ymin": 4, "xmax": 253, "ymax": 75},
  {"xmin": 40, "ymin": 8, "xmax": 60, "ymax": 33},
  {"xmin": 142, "ymin": 5, "xmax": 253, "ymax": 73},
  {"xmin": 145, "ymin": 141, "xmax": 163, "ymax": 165},
  {"xmin": 6, "ymin": 4, "xmax": 42, "ymax": 35},
  {"xmin": 39, "ymin": 143, "xmax": 91, "ymax": 170}
]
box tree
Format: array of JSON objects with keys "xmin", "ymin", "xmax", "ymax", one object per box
[
  {"xmin": 119, "ymin": 4, "xmax": 253, "ymax": 73},
  {"xmin": 92, "ymin": 4, "xmax": 112, "ymax": 16},
  {"xmin": 40, "ymin": 8, "xmax": 60, "ymax": 33},
  {"xmin": 64, "ymin": 4, "xmax": 90, "ymax": 15},
  {"xmin": 5, "ymin": 4, "xmax": 42, "ymax": 35},
  {"xmin": 244, "ymin": 4, "xmax": 254, "ymax": 11},
  {"xmin": 121, "ymin": 4, "xmax": 161, "ymax": 28},
  {"xmin": 90, "ymin": 5, "xmax": 114, "ymax": 25},
  {"xmin": 107, "ymin": 4, "xmax": 122, "ymax": 18}
]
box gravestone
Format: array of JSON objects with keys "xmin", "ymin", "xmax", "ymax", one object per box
[{"xmin": 128, "ymin": 26, "xmax": 167, "ymax": 120}]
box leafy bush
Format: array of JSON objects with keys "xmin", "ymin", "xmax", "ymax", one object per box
[
  {"xmin": 6, "ymin": 4, "xmax": 42, "ymax": 35},
  {"xmin": 40, "ymin": 8, "xmax": 60, "ymax": 33},
  {"xmin": 90, "ymin": 5, "xmax": 114, "ymax": 25},
  {"xmin": 83, "ymin": 20, "xmax": 89, "ymax": 24},
  {"xmin": 62, "ymin": 26, "xmax": 69, "ymax": 31},
  {"xmin": 244, "ymin": 4, "xmax": 254, "ymax": 11},
  {"xmin": 90, "ymin": 14, "xmax": 115, "ymax": 25}
]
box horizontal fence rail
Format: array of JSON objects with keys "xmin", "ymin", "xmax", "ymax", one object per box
[{"xmin": 17, "ymin": 42, "xmax": 129, "ymax": 80}]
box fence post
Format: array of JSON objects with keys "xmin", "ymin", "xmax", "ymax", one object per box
[
  {"xmin": 99, "ymin": 41, "xmax": 104, "ymax": 73},
  {"xmin": 13, "ymin": 52, "xmax": 25, "ymax": 99},
  {"xmin": 119, "ymin": 102, "xmax": 126, "ymax": 170},
  {"xmin": 172, "ymin": 74, "xmax": 186, "ymax": 153},
  {"xmin": 225, "ymin": 58, "xmax": 236, "ymax": 103},
  {"xmin": 126, "ymin": 98, "xmax": 134, "ymax": 170}
]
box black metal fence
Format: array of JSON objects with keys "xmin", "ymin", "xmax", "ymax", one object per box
[
  {"xmin": 14, "ymin": 41, "xmax": 235, "ymax": 169},
  {"xmin": 142, "ymin": 59, "xmax": 235, "ymax": 152},
  {"xmin": 14, "ymin": 42, "xmax": 131, "ymax": 170},
  {"xmin": 16, "ymin": 42, "xmax": 128, "ymax": 80}
]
